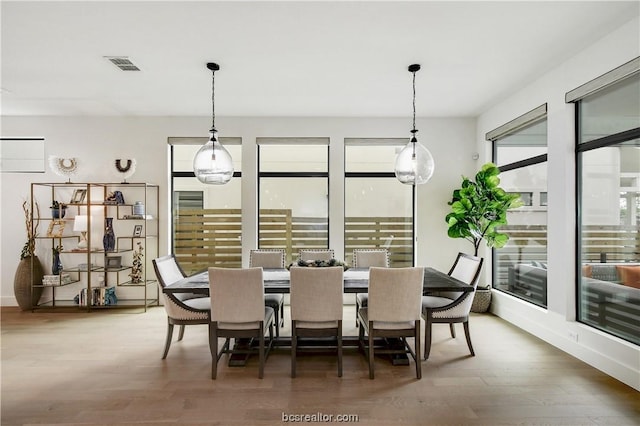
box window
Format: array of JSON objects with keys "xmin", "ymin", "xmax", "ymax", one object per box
[
  {"xmin": 344, "ymin": 139, "xmax": 414, "ymax": 267},
  {"xmin": 258, "ymin": 138, "xmax": 329, "ymax": 264},
  {"xmin": 570, "ymin": 60, "xmax": 640, "ymax": 345},
  {"xmin": 488, "ymin": 105, "xmax": 548, "ymax": 307},
  {"xmin": 170, "ymin": 138, "xmax": 242, "ymax": 274}
]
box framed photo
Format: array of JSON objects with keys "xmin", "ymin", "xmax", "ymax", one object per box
[
  {"xmin": 133, "ymin": 224, "xmax": 143, "ymax": 237},
  {"xmin": 105, "ymin": 256, "xmax": 122, "ymax": 269},
  {"xmin": 46, "ymin": 219, "xmax": 66, "ymax": 237},
  {"xmin": 70, "ymin": 189, "xmax": 87, "ymax": 204}
]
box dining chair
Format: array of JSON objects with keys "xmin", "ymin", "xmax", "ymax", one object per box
[
  {"xmin": 208, "ymin": 267, "xmax": 275, "ymax": 379},
  {"xmin": 152, "ymin": 255, "xmax": 210, "ymax": 359},
  {"xmin": 421, "ymin": 252, "xmax": 483, "ymax": 360},
  {"xmin": 352, "ymin": 249, "xmax": 390, "ymax": 327},
  {"xmin": 358, "ymin": 267, "xmax": 424, "ymax": 379},
  {"xmin": 289, "ymin": 266, "xmax": 344, "ymax": 378},
  {"xmin": 249, "ymin": 249, "xmax": 286, "ymax": 337},
  {"xmin": 298, "ymin": 249, "xmax": 335, "ymax": 262}
]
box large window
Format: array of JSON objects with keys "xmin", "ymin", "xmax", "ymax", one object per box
[
  {"xmin": 344, "ymin": 139, "xmax": 414, "ymax": 267},
  {"xmin": 170, "ymin": 138, "xmax": 242, "ymax": 274},
  {"xmin": 489, "ymin": 105, "xmax": 548, "ymax": 307},
  {"xmin": 258, "ymin": 138, "xmax": 329, "ymax": 264},
  {"xmin": 571, "ymin": 61, "xmax": 640, "ymax": 345}
]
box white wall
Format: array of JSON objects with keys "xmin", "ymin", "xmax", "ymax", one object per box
[
  {"xmin": 477, "ymin": 17, "xmax": 640, "ymax": 390},
  {"xmin": 0, "ymin": 115, "xmax": 478, "ymax": 303}
]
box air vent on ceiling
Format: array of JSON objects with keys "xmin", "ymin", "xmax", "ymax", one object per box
[{"xmin": 104, "ymin": 56, "xmax": 140, "ymax": 71}]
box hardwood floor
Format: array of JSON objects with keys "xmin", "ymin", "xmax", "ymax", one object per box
[{"xmin": 1, "ymin": 306, "xmax": 638, "ymax": 425}]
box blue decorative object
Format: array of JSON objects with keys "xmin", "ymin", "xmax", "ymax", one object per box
[
  {"xmin": 52, "ymin": 246, "xmax": 63, "ymax": 275},
  {"xmin": 103, "ymin": 218, "xmax": 116, "ymax": 252}
]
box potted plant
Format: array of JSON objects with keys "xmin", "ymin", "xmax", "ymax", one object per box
[
  {"xmin": 50, "ymin": 200, "xmax": 67, "ymax": 218},
  {"xmin": 446, "ymin": 163, "xmax": 523, "ymax": 256},
  {"xmin": 14, "ymin": 201, "xmax": 44, "ymax": 310},
  {"xmin": 445, "ymin": 163, "xmax": 523, "ymax": 312}
]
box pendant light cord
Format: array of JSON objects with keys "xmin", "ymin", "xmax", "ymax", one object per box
[
  {"xmin": 211, "ymin": 70, "xmax": 216, "ymax": 129},
  {"xmin": 412, "ymin": 70, "xmax": 416, "ymax": 133}
]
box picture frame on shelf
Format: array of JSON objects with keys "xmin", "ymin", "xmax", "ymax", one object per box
[
  {"xmin": 133, "ymin": 224, "xmax": 143, "ymax": 237},
  {"xmin": 70, "ymin": 189, "xmax": 87, "ymax": 204},
  {"xmin": 46, "ymin": 219, "xmax": 66, "ymax": 237},
  {"xmin": 105, "ymin": 256, "xmax": 122, "ymax": 270}
]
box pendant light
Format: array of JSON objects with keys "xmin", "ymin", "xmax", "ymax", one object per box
[
  {"xmin": 193, "ymin": 62, "xmax": 234, "ymax": 184},
  {"xmin": 394, "ymin": 64, "xmax": 435, "ymax": 185}
]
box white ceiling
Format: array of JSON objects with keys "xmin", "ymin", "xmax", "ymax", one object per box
[{"xmin": 1, "ymin": 1, "xmax": 638, "ymax": 118}]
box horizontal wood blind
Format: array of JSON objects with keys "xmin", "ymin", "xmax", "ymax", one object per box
[
  {"xmin": 174, "ymin": 209, "xmax": 243, "ymax": 274},
  {"xmin": 174, "ymin": 209, "xmax": 414, "ymax": 273},
  {"xmin": 345, "ymin": 216, "xmax": 413, "ymax": 267},
  {"xmin": 580, "ymin": 225, "xmax": 640, "ymax": 263},
  {"xmin": 495, "ymin": 224, "xmax": 639, "ymax": 285}
]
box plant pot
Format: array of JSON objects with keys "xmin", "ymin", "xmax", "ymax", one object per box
[
  {"xmin": 471, "ymin": 285, "xmax": 492, "ymax": 313},
  {"xmin": 51, "ymin": 208, "xmax": 66, "ymax": 219},
  {"xmin": 13, "ymin": 255, "xmax": 44, "ymax": 310}
]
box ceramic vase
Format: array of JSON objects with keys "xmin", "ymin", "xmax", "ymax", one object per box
[
  {"xmin": 13, "ymin": 256, "xmax": 44, "ymax": 311},
  {"xmin": 52, "ymin": 251, "xmax": 63, "ymax": 275}
]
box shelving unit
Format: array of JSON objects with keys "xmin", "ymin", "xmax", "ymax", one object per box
[{"xmin": 30, "ymin": 182, "xmax": 160, "ymax": 311}]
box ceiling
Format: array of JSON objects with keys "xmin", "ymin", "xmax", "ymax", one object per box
[{"xmin": 1, "ymin": 1, "xmax": 638, "ymax": 118}]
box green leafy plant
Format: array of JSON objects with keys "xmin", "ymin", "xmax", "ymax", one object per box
[{"xmin": 445, "ymin": 163, "xmax": 523, "ymax": 256}]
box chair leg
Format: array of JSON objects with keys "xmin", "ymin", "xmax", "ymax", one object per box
[
  {"xmin": 415, "ymin": 321, "xmax": 422, "ymax": 379},
  {"xmin": 274, "ymin": 308, "xmax": 280, "ymax": 338},
  {"xmin": 177, "ymin": 324, "xmax": 186, "ymax": 341},
  {"xmin": 368, "ymin": 321, "xmax": 375, "ymax": 379},
  {"xmin": 162, "ymin": 321, "xmax": 174, "ymax": 359},
  {"xmin": 449, "ymin": 323, "xmax": 456, "ymax": 338},
  {"xmin": 463, "ymin": 320, "xmax": 475, "ymax": 356},
  {"xmin": 259, "ymin": 322, "xmax": 265, "ymax": 379},
  {"xmin": 424, "ymin": 315, "xmax": 432, "ymax": 360},
  {"xmin": 280, "ymin": 302, "xmax": 285, "ymax": 327},
  {"xmin": 291, "ymin": 322, "xmax": 297, "ymax": 378},
  {"xmin": 337, "ymin": 321, "xmax": 343, "ymax": 378},
  {"xmin": 209, "ymin": 324, "xmax": 218, "ymax": 380},
  {"xmin": 355, "ymin": 296, "xmax": 359, "ymax": 327}
]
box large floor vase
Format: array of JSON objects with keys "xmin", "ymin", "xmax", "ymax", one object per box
[{"xmin": 14, "ymin": 256, "xmax": 44, "ymax": 310}]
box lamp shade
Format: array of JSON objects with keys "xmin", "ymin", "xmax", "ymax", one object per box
[
  {"xmin": 193, "ymin": 129, "xmax": 234, "ymax": 184},
  {"xmin": 394, "ymin": 139, "xmax": 435, "ymax": 185},
  {"xmin": 73, "ymin": 215, "xmax": 88, "ymax": 232}
]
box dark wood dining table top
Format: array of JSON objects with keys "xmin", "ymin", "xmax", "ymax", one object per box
[{"xmin": 163, "ymin": 267, "xmax": 474, "ymax": 295}]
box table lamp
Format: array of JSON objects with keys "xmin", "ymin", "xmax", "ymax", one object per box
[{"xmin": 74, "ymin": 215, "xmax": 88, "ymax": 249}]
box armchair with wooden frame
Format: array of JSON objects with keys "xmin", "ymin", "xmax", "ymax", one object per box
[
  {"xmin": 152, "ymin": 255, "xmax": 210, "ymax": 359},
  {"xmin": 208, "ymin": 267, "xmax": 275, "ymax": 379},
  {"xmin": 249, "ymin": 249, "xmax": 286, "ymax": 337},
  {"xmin": 358, "ymin": 266, "xmax": 423, "ymax": 379},
  {"xmin": 289, "ymin": 266, "xmax": 344, "ymax": 378},
  {"xmin": 421, "ymin": 252, "xmax": 483, "ymax": 360}
]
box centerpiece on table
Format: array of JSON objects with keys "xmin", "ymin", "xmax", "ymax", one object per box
[{"xmin": 287, "ymin": 258, "xmax": 349, "ymax": 271}]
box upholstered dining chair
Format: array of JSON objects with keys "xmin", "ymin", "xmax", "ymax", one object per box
[
  {"xmin": 208, "ymin": 267, "xmax": 275, "ymax": 379},
  {"xmin": 249, "ymin": 249, "xmax": 286, "ymax": 337},
  {"xmin": 152, "ymin": 255, "xmax": 210, "ymax": 359},
  {"xmin": 298, "ymin": 249, "xmax": 335, "ymax": 262},
  {"xmin": 353, "ymin": 249, "xmax": 390, "ymax": 326},
  {"xmin": 289, "ymin": 266, "xmax": 344, "ymax": 378},
  {"xmin": 421, "ymin": 252, "xmax": 483, "ymax": 360},
  {"xmin": 358, "ymin": 267, "xmax": 424, "ymax": 379}
]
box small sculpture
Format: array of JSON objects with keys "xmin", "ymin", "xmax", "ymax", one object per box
[
  {"xmin": 49, "ymin": 156, "xmax": 78, "ymax": 183},
  {"xmin": 115, "ymin": 158, "xmax": 137, "ymax": 183},
  {"xmin": 129, "ymin": 242, "xmax": 144, "ymax": 284}
]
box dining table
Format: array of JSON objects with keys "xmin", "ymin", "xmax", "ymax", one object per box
[
  {"xmin": 164, "ymin": 266, "xmax": 474, "ymax": 296},
  {"xmin": 164, "ymin": 266, "xmax": 474, "ymax": 366}
]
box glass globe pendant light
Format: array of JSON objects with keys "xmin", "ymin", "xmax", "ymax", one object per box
[
  {"xmin": 394, "ymin": 64, "xmax": 435, "ymax": 185},
  {"xmin": 193, "ymin": 62, "xmax": 234, "ymax": 184}
]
